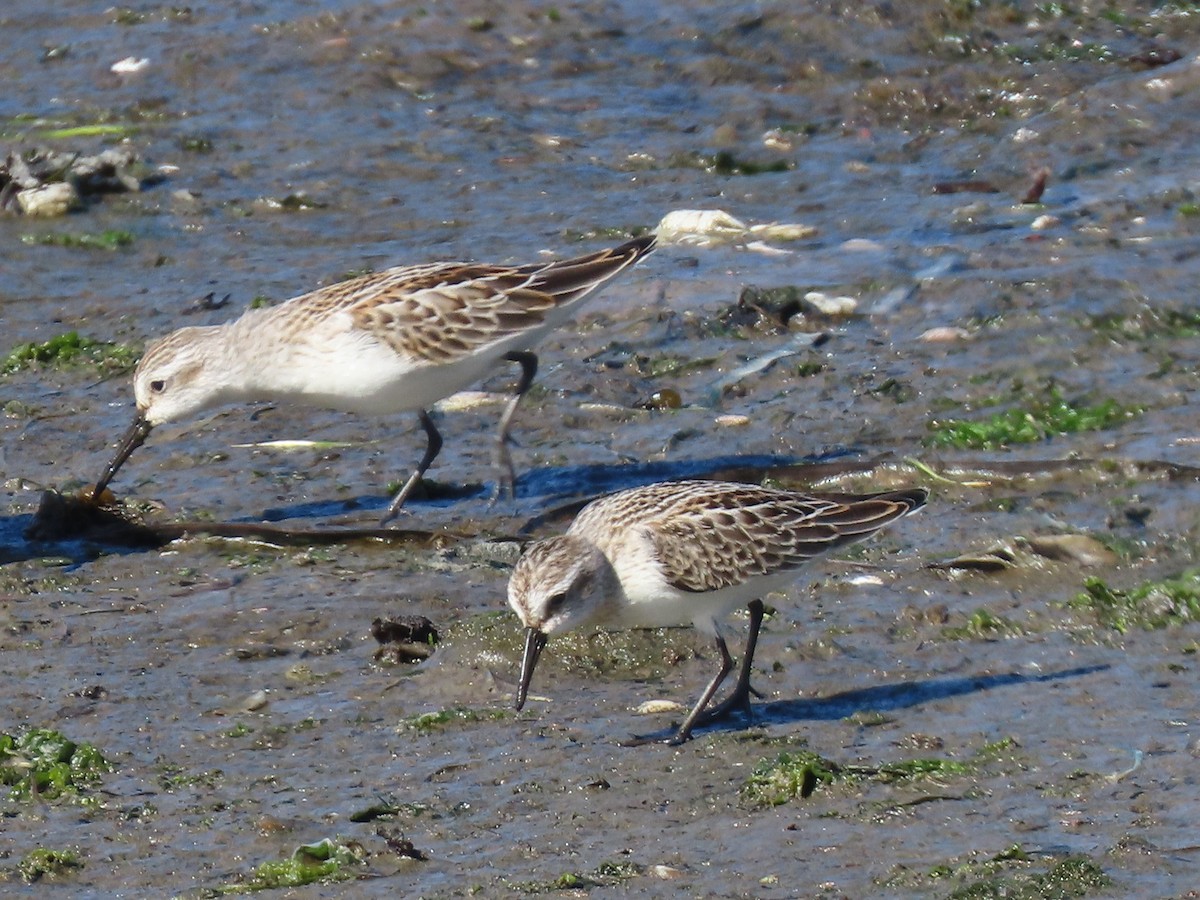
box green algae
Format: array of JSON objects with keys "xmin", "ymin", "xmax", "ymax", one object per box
[
  {"xmin": 446, "ymin": 610, "xmax": 704, "ymax": 685},
  {"xmin": 507, "ymin": 860, "xmax": 643, "ymax": 894},
  {"xmin": 945, "ymin": 855, "xmax": 1111, "ymax": 899},
  {"xmin": 21, "ymin": 229, "xmax": 135, "ymax": 251},
  {"xmin": 927, "ymin": 387, "xmax": 1140, "ymax": 449},
  {"xmin": 744, "ymin": 736, "xmax": 1020, "ymax": 807},
  {"xmin": 14, "ymin": 848, "xmax": 83, "ymax": 884},
  {"xmin": 215, "ymin": 839, "xmax": 363, "ymax": 894},
  {"xmin": 941, "ymin": 608, "xmax": 1030, "ymax": 641},
  {"xmin": 398, "ymin": 706, "xmax": 510, "ymax": 733},
  {"xmin": 1, "ymin": 331, "xmax": 138, "ymax": 376},
  {"xmin": 883, "ymin": 844, "xmax": 1111, "ymax": 898},
  {"xmin": 1068, "ymin": 570, "xmax": 1200, "ymax": 632},
  {"xmin": 0, "ymin": 728, "xmax": 111, "ymax": 801}
]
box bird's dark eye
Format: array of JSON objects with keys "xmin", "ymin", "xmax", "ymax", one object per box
[
  {"xmin": 149, "ymin": 379, "xmax": 166, "ymax": 393},
  {"xmin": 545, "ymin": 591, "xmax": 568, "ymax": 614}
]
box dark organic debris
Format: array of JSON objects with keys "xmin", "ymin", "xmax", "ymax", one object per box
[
  {"xmin": 1128, "ymin": 46, "xmax": 1182, "ymax": 69},
  {"xmin": 636, "ymin": 387, "xmax": 683, "ymax": 410},
  {"xmin": 24, "ymin": 489, "xmax": 163, "ymax": 546},
  {"xmin": 931, "ymin": 534, "xmax": 1116, "ymax": 573},
  {"xmin": 184, "ymin": 292, "xmax": 232, "ymax": 314},
  {"xmin": 733, "ymin": 284, "xmax": 805, "ymax": 328},
  {"xmin": 371, "ymin": 616, "xmax": 439, "ymax": 664},
  {"xmin": 1021, "ymin": 167, "xmax": 1050, "ymax": 204},
  {"xmin": 376, "ymin": 828, "xmax": 428, "ymax": 861}
]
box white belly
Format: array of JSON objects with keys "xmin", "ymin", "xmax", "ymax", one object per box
[{"xmin": 258, "ymin": 317, "xmax": 550, "ymax": 414}]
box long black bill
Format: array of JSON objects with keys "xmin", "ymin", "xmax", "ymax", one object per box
[
  {"xmin": 515, "ymin": 627, "xmax": 548, "ymax": 711},
  {"xmin": 92, "ymin": 414, "xmax": 153, "ymax": 501}
]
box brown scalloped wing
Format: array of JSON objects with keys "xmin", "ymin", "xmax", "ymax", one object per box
[
  {"xmin": 346, "ymin": 236, "xmax": 656, "ymax": 364},
  {"xmin": 647, "ymin": 489, "xmax": 922, "ymax": 593}
]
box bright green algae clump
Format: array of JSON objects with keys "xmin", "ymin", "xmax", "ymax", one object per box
[{"xmin": 0, "ymin": 728, "xmax": 112, "ymax": 800}]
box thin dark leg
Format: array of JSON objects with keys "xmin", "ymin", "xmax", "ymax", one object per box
[
  {"xmin": 667, "ymin": 631, "xmax": 735, "ymax": 746},
  {"xmin": 491, "ymin": 350, "xmax": 538, "ymax": 503},
  {"xmin": 380, "ymin": 409, "xmax": 442, "ymax": 525},
  {"xmin": 694, "ymin": 599, "xmax": 766, "ymax": 727}
]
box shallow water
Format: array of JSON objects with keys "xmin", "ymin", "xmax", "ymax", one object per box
[{"xmin": 3, "ymin": 1, "xmax": 1200, "ymax": 896}]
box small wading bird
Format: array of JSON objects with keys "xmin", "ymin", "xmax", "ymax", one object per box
[
  {"xmin": 92, "ymin": 235, "xmax": 656, "ymax": 523},
  {"xmin": 508, "ymin": 480, "xmax": 928, "ymax": 745}
]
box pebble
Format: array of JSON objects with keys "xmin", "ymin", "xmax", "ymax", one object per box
[
  {"xmin": 634, "ymin": 699, "xmax": 685, "ymax": 715},
  {"xmin": 802, "ymin": 292, "xmax": 858, "ymax": 316},
  {"xmin": 919, "ymin": 326, "xmax": 973, "ymax": 342},
  {"xmin": 16, "ymin": 182, "xmax": 80, "ymax": 216},
  {"xmin": 714, "ymin": 414, "xmax": 750, "ymax": 428},
  {"xmin": 111, "ymin": 56, "xmax": 150, "ymax": 74}
]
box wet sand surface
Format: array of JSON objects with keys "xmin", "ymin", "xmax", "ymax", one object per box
[{"xmin": 3, "ymin": 2, "xmax": 1200, "ymax": 896}]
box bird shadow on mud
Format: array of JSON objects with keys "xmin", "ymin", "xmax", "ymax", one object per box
[{"xmin": 631, "ymin": 663, "xmax": 1111, "ymax": 744}]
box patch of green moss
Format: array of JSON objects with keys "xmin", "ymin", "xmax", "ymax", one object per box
[
  {"xmin": 942, "ymin": 608, "xmax": 1028, "ymax": 641},
  {"xmin": 156, "ymin": 763, "xmax": 224, "ymax": 791},
  {"xmin": 507, "ymin": 860, "xmax": 643, "ymax": 893},
  {"xmin": 708, "ymin": 150, "xmax": 792, "ymax": 176},
  {"xmin": 884, "ymin": 844, "xmax": 1108, "ymax": 896},
  {"xmin": 21, "ymin": 230, "xmax": 135, "ymax": 250},
  {"xmin": 1068, "ymin": 570, "xmax": 1200, "ymax": 632},
  {"xmin": 15, "ymin": 848, "xmax": 83, "ymax": 884},
  {"xmin": 659, "ymin": 150, "xmax": 791, "ymax": 176},
  {"xmin": 0, "ymin": 728, "xmax": 111, "ymax": 801},
  {"xmin": 742, "ymin": 749, "xmax": 842, "ymax": 805},
  {"xmin": 743, "ymin": 749, "xmax": 975, "ymax": 807},
  {"xmin": 638, "ymin": 353, "xmax": 720, "ymax": 378},
  {"xmin": 398, "ymin": 706, "xmax": 509, "ymax": 733},
  {"xmin": 946, "ymin": 855, "xmax": 1110, "ymax": 899},
  {"xmin": 2, "ymin": 331, "xmax": 138, "ymax": 376},
  {"xmin": 447, "ymin": 610, "xmax": 703, "ymax": 686},
  {"xmin": 216, "ymin": 839, "xmax": 363, "ymax": 894},
  {"xmin": 744, "ymin": 736, "xmax": 1018, "ymax": 807},
  {"xmin": 1087, "ymin": 307, "xmax": 1200, "ymax": 342},
  {"xmin": 926, "ymin": 387, "xmax": 1139, "ymax": 449}
]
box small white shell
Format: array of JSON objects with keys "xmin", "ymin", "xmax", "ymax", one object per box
[
  {"xmin": 634, "ymin": 699, "xmax": 685, "ymax": 715},
  {"xmin": 111, "ymin": 56, "xmax": 151, "ymax": 74}
]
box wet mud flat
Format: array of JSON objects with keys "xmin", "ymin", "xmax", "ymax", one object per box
[{"xmin": 3, "ymin": 0, "xmax": 1200, "ymax": 896}]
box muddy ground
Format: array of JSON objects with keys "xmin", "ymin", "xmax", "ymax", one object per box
[{"xmin": 2, "ymin": 1, "xmax": 1200, "ymax": 897}]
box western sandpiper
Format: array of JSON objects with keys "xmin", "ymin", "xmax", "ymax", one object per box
[
  {"xmin": 507, "ymin": 480, "xmax": 928, "ymax": 744},
  {"xmin": 92, "ymin": 235, "xmax": 656, "ymax": 523}
]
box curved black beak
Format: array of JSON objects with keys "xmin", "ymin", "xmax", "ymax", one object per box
[
  {"xmin": 92, "ymin": 413, "xmax": 153, "ymax": 502},
  {"xmin": 515, "ymin": 627, "xmax": 548, "ymax": 711}
]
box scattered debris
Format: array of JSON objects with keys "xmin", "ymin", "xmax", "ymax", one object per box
[
  {"xmin": 371, "ymin": 616, "xmax": 440, "ymax": 664},
  {"xmin": 184, "ymin": 292, "xmax": 233, "ymax": 314},
  {"xmin": 110, "ymin": 56, "xmax": 151, "ymax": 74},
  {"xmin": 654, "ymin": 208, "xmax": 816, "ymax": 251},
  {"xmin": 1, "ymin": 147, "xmax": 161, "ymax": 215},
  {"xmin": 25, "ymin": 488, "xmax": 465, "ymax": 548},
  {"xmin": 933, "ymin": 534, "xmax": 1116, "ymax": 572},
  {"xmin": 377, "ymin": 828, "xmax": 429, "ymax": 861}
]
